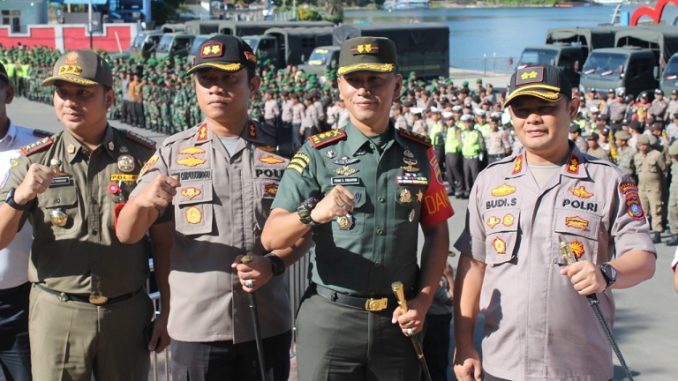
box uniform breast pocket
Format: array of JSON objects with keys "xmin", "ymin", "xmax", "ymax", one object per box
[
  {"xmin": 38, "ymin": 187, "xmax": 79, "ymax": 236},
  {"xmin": 394, "ymin": 186, "xmax": 423, "ymax": 224},
  {"xmin": 483, "ymin": 209, "xmax": 520, "ymax": 266},
  {"xmin": 174, "ymin": 181, "xmax": 214, "ymax": 236},
  {"xmin": 553, "ymin": 209, "xmax": 601, "ymax": 265},
  {"xmin": 332, "ymin": 185, "xmax": 366, "ymax": 234}
]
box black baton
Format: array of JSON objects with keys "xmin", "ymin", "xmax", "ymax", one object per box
[
  {"xmin": 241, "ymin": 255, "xmax": 267, "ymax": 381},
  {"xmin": 559, "ymin": 241, "xmax": 634, "ymax": 381},
  {"xmin": 392, "ymin": 281, "xmax": 433, "ymax": 381}
]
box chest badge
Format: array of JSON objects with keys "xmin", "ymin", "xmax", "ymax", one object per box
[
  {"xmin": 491, "ymin": 183, "xmax": 516, "ymax": 197},
  {"xmin": 181, "ymin": 187, "xmax": 202, "ymax": 200},
  {"xmin": 502, "ymin": 214, "xmax": 514, "ymax": 227},
  {"xmin": 492, "ymin": 237, "xmax": 507, "ymax": 255},
  {"xmin": 185, "ymin": 206, "xmax": 203, "ymax": 224},
  {"xmin": 568, "ymin": 240, "xmax": 585, "ymax": 259},
  {"xmin": 401, "ymin": 164, "xmax": 420, "ymax": 173},
  {"xmin": 326, "ymin": 150, "xmax": 336, "ymax": 159},
  {"xmin": 259, "ymin": 155, "xmax": 285, "ymax": 165},
  {"xmin": 486, "ymin": 216, "xmax": 500, "ymax": 229},
  {"xmin": 399, "ymin": 188, "xmax": 413, "ymax": 203},
  {"xmin": 117, "ymin": 154, "xmax": 136, "ymax": 173},
  {"xmin": 404, "ymin": 149, "xmax": 415, "ymax": 158},
  {"xmin": 177, "ymin": 156, "xmax": 207, "ymax": 167},
  {"xmin": 569, "ymin": 186, "xmax": 593, "ymax": 198},
  {"xmin": 336, "ymin": 214, "xmax": 354, "ymax": 230},
  {"xmin": 336, "ymin": 166, "xmax": 359, "ymax": 176},
  {"xmin": 332, "ymin": 156, "xmax": 359, "ymax": 166},
  {"xmin": 565, "ymin": 216, "xmax": 589, "ymax": 230},
  {"xmin": 179, "ymin": 146, "xmax": 206, "ymax": 155},
  {"xmin": 408, "ymin": 209, "xmax": 416, "ymax": 222},
  {"xmin": 50, "ymin": 209, "xmax": 68, "ymax": 227}
]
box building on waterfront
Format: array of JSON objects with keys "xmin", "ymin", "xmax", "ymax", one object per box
[{"xmin": 0, "ymin": 0, "xmax": 48, "ymax": 32}]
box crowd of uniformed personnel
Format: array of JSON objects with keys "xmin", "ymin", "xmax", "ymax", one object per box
[{"xmin": 2, "ymin": 43, "xmax": 678, "ymax": 247}]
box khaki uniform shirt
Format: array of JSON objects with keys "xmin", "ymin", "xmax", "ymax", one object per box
[
  {"xmin": 0, "ymin": 127, "xmax": 155, "ymax": 297},
  {"xmin": 633, "ymin": 149, "xmax": 666, "ymax": 188},
  {"xmin": 455, "ymin": 146, "xmax": 655, "ymax": 380},
  {"xmin": 272, "ymin": 124, "xmax": 453, "ymax": 296},
  {"xmin": 649, "ymin": 99, "xmax": 668, "ymax": 118},
  {"xmin": 615, "ymin": 145, "xmax": 635, "ymax": 176},
  {"xmin": 132, "ymin": 121, "xmax": 291, "ymax": 343}
]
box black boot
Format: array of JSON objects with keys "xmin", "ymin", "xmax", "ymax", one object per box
[
  {"xmin": 651, "ymin": 232, "xmax": 661, "ymax": 244},
  {"xmin": 667, "ymin": 234, "xmax": 678, "ymax": 246}
]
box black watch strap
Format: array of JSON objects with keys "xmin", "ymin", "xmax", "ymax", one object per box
[
  {"xmin": 5, "ymin": 188, "xmax": 34, "ymax": 211},
  {"xmin": 265, "ymin": 253, "xmax": 285, "ymax": 276}
]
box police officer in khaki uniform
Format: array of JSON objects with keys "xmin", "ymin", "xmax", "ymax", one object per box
[
  {"xmin": 614, "ymin": 129, "xmax": 635, "ymax": 177},
  {"xmin": 633, "ymin": 134, "xmax": 667, "ymax": 243},
  {"xmin": 667, "ymin": 141, "xmax": 678, "ymax": 246},
  {"xmin": 0, "ymin": 50, "xmax": 168, "ymax": 380},
  {"xmin": 260, "ymin": 36, "xmax": 453, "ymax": 381},
  {"xmin": 453, "ymin": 65, "xmax": 656, "ymax": 381},
  {"xmin": 116, "ymin": 35, "xmax": 308, "ymax": 380}
]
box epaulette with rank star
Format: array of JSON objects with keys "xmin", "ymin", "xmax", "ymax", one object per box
[
  {"xmin": 32, "ymin": 129, "xmax": 53, "ymax": 138},
  {"xmin": 308, "ymin": 129, "xmax": 347, "ymax": 149},
  {"xmin": 397, "ymin": 129, "xmax": 431, "ymax": 147},
  {"xmin": 20, "ymin": 136, "xmax": 53, "ymax": 156},
  {"xmin": 123, "ymin": 129, "xmax": 156, "ymax": 149}
]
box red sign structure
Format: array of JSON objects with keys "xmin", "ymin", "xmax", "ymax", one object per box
[
  {"xmin": 0, "ymin": 23, "xmax": 138, "ymax": 53},
  {"xmin": 630, "ymin": 0, "xmax": 678, "ymax": 26}
]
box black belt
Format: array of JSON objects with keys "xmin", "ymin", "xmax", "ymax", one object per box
[
  {"xmin": 315, "ymin": 284, "xmax": 405, "ymax": 312},
  {"xmin": 36, "ymin": 284, "xmax": 141, "ymax": 306},
  {"xmin": 0, "ymin": 282, "xmax": 31, "ymax": 297}
]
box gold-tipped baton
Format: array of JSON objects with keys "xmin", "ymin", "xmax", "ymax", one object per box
[
  {"xmin": 391, "ymin": 281, "xmax": 433, "ymax": 381},
  {"xmin": 241, "ymin": 255, "xmax": 267, "ymax": 381},
  {"xmin": 559, "ymin": 241, "xmax": 634, "ymax": 381}
]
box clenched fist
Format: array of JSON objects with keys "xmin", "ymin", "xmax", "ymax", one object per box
[
  {"xmin": 310, "ymin": 185, "xmax": 355, "ymax": 224},
  {"xmin": 13, "ymin": 164, "xmax": 55, "ymax": 205},
  {"xmin": 133, "ymin": 174, "xmax": 180, "ymax": 211}
]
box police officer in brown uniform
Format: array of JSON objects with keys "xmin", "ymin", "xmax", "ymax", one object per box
[
  {"xmin": 453, "ymin": 65, "xmax": 656, "ymax": 381},
  {"xmin": 0, "ymin": 50, "xmax": 168, "ymax": 380},
  {"xmin": 116, "ymin": 35, "xmax": 309, "ymax": 380},
  {"xmin": 633, "ymin": 134, "xmax": 667, "ymax": 243}
]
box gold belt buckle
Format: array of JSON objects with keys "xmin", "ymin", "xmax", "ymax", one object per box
[
  {"xmin": 89, "ymin": 294, "xmax": 109, "ymax": 305},
  {"xmin": 364, "ymin": 297, "xmax": 388, "ymax": 312}
]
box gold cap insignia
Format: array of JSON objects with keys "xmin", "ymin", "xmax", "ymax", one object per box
[{"xmin": 201, "ymin": 43, "xmax": 224, "ymax": 58}]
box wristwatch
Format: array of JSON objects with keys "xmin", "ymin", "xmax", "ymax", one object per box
[
  {"xmin": 599, "ymin": 263, "xmax": 617, "ymax": 289},
  {"xmin": 265, "ymin": 253, "xmax": 285, "ymax": 276},
  {"xmin": 297, "ymin": 197, "xmax": 319, "ymax": 226},
  {"xmin": 5, "ymin": 188, "xmax": 34, "ymax": 211}
]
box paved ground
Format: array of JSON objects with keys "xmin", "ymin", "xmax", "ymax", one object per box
[{"xmin": 9, "ymin": 94, "xmax": 678, "ymax": 380}]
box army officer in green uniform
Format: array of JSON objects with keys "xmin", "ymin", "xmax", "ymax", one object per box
[
  {"xmin": 261, "ymin": 37, "xmax": 454, "ymax": 381},
  {"xmin": 0, "ymin": 50, "xmax": 169, "ymax": 380}
]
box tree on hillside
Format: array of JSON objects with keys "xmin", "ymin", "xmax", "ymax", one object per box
[{"xmin": 152, "ymin": 0, "xmax": 187, "ymax": 24}]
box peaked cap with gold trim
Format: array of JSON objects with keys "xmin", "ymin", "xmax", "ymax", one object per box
[
  {"xmin": 504, "ymin": 64, "xmax": 571, "ymax": 108},
  {"xmin": 42, "ymin": 50, "xmax": 113, "ymax": 88},
  {"xmin": 187, "ymin": 35, "xmax": 257, "ymax": 74},
  {"xmin": 337, "ymin": 36, "xmax": 397, "ymax": 76}
]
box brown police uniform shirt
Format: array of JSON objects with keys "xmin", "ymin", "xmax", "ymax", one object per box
[
  {"xmin": 633, "ymin": 149, "xmax": 666, "ymax": 188},
  {"xmin": 455, "ymin": 145, "xmax": 655, "ymax": 381},
  {"xmin": 132, "ymin": 120, "xmax": 291, "ymax": 344},
  {"xmin": 0, "ymin": 127, "xmax": 156, "ymax": 297}
]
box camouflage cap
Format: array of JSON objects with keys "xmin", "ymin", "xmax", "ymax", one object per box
[
  {"xmin": 187, "ymin": 35, "xmax": 256, "ymax": 74},
  {"xmin": 337, "ymin": 36, "xmax": 397, "ymax": 76},
  {"xmin": 42, "ymin": 50, "xmax": 112, "ymax": 88},
  {"xmin": 504, "ymin": 65, "xmax": 571, "ymax": 108}
]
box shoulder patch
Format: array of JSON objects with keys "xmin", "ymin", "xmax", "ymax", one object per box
[
  {"xmin": 32, "ymin": 129, "xmax": 53, "ymax": 138},
  {"xmin": 123, "ymin": 130, "xmax": 156, "ymax": 149},
  {"xmin": 397, "ymin": 129, "xmax": 431, "ymax": 147},
  {"xmin": 20, "ymin": 137, "xmax": 53, "ymax": 156},
  {"xmin": 308, "ymin": 129, "xmax": 347, "ymax": 149}
]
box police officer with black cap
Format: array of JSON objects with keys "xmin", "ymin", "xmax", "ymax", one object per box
[{"xmin": 117, "ymin": 35, "xmax": 310, "ymax": 380}]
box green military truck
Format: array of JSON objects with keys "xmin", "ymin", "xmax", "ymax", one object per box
[
  {"xmin": 155, "ymin": 32, "xmax": 196, "ymax": 59},
  {"xmin": 580, "ymin": 26, "xmax": 678, "ymax": 97},
  {"xmin": 242, "ymin": 26, "xmax": 335, "ymax": 68}
]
